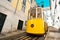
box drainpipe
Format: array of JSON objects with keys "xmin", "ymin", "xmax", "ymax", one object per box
[{"xmin": 14, "ymin": 0, "xmax": 19, "ymax": 14}]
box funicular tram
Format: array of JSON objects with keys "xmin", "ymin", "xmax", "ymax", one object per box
[{"xmin": 26, "ymin": 7, "xmax": 48, "ymax": 35}]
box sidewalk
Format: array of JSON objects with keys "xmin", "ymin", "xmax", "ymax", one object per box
[
  {"xmin": 48, "ymin": 26, "xmax": 60, "ymax": 32},
  {"xmin": 45, "ymin": 27, "xmax": 60, "ymax": 40},
  {"xmin": 0, "ymin": 30, "xmax": 25, "ymax": 39}
]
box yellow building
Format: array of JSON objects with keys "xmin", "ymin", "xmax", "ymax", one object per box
[
  {"xmin": 11, "ymin": 0, "xmax": 36, "ymax": 16},
  {"xmin": 11, "ymin": 0, "xmax": 23, "ymax": 11}
]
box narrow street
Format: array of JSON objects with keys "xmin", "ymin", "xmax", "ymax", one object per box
[{"xmin": 0, "ymin": 31, "xmax": 45, "ymax": 40}]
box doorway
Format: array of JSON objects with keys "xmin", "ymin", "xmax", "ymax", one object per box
[
  {"xmin": 0, "ymin": 12, "xmax": 7, "ymax": 32},
  {"xmin": 17, "ymin": 20, "xmax": 23, "ymax": 30}
]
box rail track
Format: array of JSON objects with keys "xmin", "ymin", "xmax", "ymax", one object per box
[
  {"xmin": 0, "ymin": 29, "xmax": 60, "ymax": 40},
  {"xmin": 13, "ymin": 32, "xmax": 45, "ymax": 40},
  {"xmin": 0, "ymin": 32, "xmax": 45, "ymax": 40}
]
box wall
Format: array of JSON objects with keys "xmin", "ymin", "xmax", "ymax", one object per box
[
  {"xmin": 11, "ymin": 0, "xmax": 23, "ymax": 11},
  {"xmin": 0, "ymin": 5, "xmax": 18, "ymax": 33},
  {"xmin": 53, "ymin": 0, "xmax": 60, "ymax": 29},
  {"xmin": 44, "ymin": 0, "xmax": 60, "ymax": 29},
  {"xmin": 0, "ymin": 0, "xmax": 32, "ymax": 33},
  {"xmin": 0, "ymin": 0, "xmax": 22, "ymax": 33}
]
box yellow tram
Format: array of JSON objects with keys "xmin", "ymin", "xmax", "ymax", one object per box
[{"xmin": 26, "ymin": 7, "xmax": 48, "ymax": 35}]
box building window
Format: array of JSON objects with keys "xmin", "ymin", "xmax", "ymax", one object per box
[
  {"xmin": 23, "ymin": 0, "xmax": 26, "ymax": 6},
  {"xmin": 8, "ymin": 0, "xmax": 11, "ymax": 2},
  {"xmin": 22, "ymin": 0, "xmax": 26, "ymax": 12},
  {"xmin": 30, "ymin": 0, "xmax": 32, "ymax": 3}
]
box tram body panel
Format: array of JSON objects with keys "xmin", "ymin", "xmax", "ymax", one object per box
[
  {"xmin": 26, "ymin": 7, "xmax": 48, "ymax": 35},
  {"xmin": 26, "ymin": 18, "xmax": 45, "ymax": 34}
]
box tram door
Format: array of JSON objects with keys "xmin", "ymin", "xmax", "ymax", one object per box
[{"xmin": 0, "ymin": 13, "xmax": 7, "ymax": 32}]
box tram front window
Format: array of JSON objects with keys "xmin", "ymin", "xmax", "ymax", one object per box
[
  {"xmin": 37, "ymin": 8, "xmax": 42, "ymax": 18},
  {"xmin": 28, "ymin": 7, "xmax": 42, "ymax": 19}
]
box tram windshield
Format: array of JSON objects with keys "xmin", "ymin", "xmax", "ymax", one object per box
[{"xmin": 28, "ymin": 7, "xmax": 43, "ymax": 19}]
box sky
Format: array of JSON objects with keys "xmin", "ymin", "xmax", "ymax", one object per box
[{"xmin": 35, "ymin": 0, "xmax": 50, "ymax": 8}]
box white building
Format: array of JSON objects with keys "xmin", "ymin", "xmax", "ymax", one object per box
[{"xmin": 0, "ymin": 0, "xmax": 35, "ymax": 33}]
